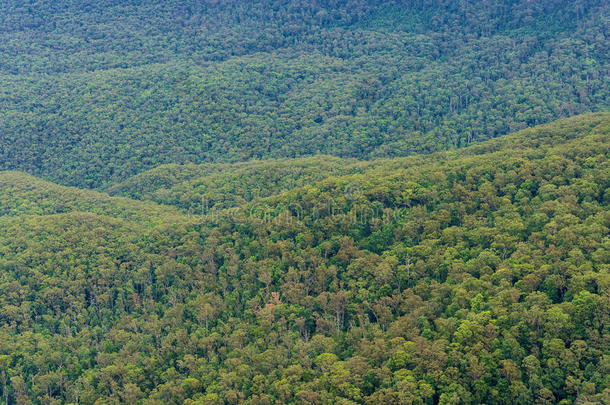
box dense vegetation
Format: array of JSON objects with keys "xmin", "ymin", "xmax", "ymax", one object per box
[
  {"xmin": 0, "ymin": 114, "xmax": 608, "ymax": 404},
  {"xmin": 0, "ymin": 1, "xmax": 608, "ymax": 403},
  {"xmin": 0, "ymin": 0, "xmax": 608, "ymax": 187}
]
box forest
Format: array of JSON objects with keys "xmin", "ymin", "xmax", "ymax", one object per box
[
  {"xmin": 0, "ymin": 0, "xmax": 609, "ymax": 404},
  {"xmin": 0, "ymin": 114, "xmax": 608, "ymax": 404},
  {"xmin": 0, "ymin": 0, "xmax": 607, "ymax": 187}
]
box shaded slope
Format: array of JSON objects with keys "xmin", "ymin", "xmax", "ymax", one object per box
[{"xmin": 0, "ymin": 0, "xmax": 607, "ymax": 187}]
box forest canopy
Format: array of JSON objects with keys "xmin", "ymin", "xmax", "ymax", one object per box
[
  {"xmin": 0, "ymin": 1, "xmax": 608, "ymax": 403},
  {"xmin": 0, "ymin": 0, "xmax": 608, "ymax": 187},
  {"xmin": 0, "ymin": 114, "xmax": 608, "ymax": 404}
]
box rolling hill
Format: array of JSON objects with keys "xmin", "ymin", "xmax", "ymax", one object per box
[
  {"xmin": 0, "ymin": 114, "xmax": 608, "ymax": 404},
  {"xmin": 0, "ymin": 0, "xmax": 608, "ymax": 187}
]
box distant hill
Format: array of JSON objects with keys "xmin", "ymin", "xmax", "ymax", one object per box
[{"xmin": 0, "ymin": 0, "xmax": 608, "ymax": 187}]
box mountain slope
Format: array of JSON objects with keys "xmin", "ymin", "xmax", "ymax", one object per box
[
  {"xmin": 108, "ymin": 112, "xmax": 610, "ymax": 213},
  {"xmin": 0, "ymin": 171, "xmax": 185, "ymax": 223},
  {"xmin": 0, "ymin": 0, "xmax": 607, "ymax": 187},
  {"xmin": 0, "ymin": 115, "xmax": 608, "ymax": 404},
  {"xmin": 105, "ymin": 156, "xmax": 370, "ymax": 213}
]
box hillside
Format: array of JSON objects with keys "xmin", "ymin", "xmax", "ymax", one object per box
[
  {"xmin": 105, "ymin": 156, "xmax": 370, "ymax": 213},
  {"xmin": 0, "ymin": 115, "xmax": 608, "ymax": 404},
  {"xmin": 0, "ymin": 171, "xmax": 184, "ymax": 223},
  {"xmin": 108, "ymin": 113, "xmax": 610, "ymax": 213},
  {"xmin": 0, "ymin": 0, "xmax": 608, "ymax": 187}
]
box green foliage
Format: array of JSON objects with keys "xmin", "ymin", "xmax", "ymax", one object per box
[
  {"xmin": 105, "ymin": 156, "xmax": 368, "ymax": 213},
  {"xmin": 0, "ymin": 114, "xmax": 608, "ymax": 403},
  {"xmin": 0, "ymin": 0, "xmax": 608, "ymax": 187}
]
